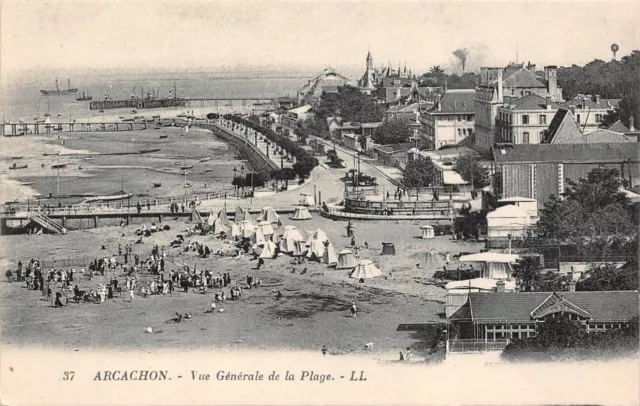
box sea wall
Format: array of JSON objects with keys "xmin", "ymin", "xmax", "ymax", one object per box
[{"xmin": 198, "ymin": 124, "xmax": 279, "ymax": 176}]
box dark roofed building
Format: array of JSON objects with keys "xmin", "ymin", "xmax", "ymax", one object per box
[
  {"xmin": 448, "ymin": 290, "xmax": 639, "ymax": 341},
  {"xmin": 418, "ymin": 89, "xmax": 476, "ymax": 150},
  {"xmin": 373, "ymin": 143, "xmax": 413, "ymax": 166},
  {"xmin": 493, "ymin": 143, "xmax": 640, "ymax": 207}
]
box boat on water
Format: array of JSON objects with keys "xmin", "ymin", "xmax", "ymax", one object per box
[
  {"xmin": 84, "ymin": 190, "xmax": 133, "ymax": 203},
  {"xmin": 76, "ymin": 91, "xmax": 92, "ymax": 101},
  {"xmin": 199, "ymin": 157, "xmax": 211, "ymax": 162},
  {"xmin": 180, "ymin": 165, "xmax": 194, "ymax": 170},
  {"xmin": 139, "ymin": 148, "xmax": 161, "ymax": 154},
  {"xmin": 11, "ymin": 156, "xmax": 23, "ymax": 160},
  {"xmin": 41, "ymin": 79, "xmax": 77, "ymax": 96},
  {"xmin": 205, "ymin": 169, "xmax": 213, "ymax": 173},
  {"xmin": 159, "ymin": 135, "xmax": 168, "ymax": 139},
  {"xmin": 20, "ymin": 181, "xmax": 34, "ymax": 186},
  {"xmin": 51, "ymin": 163, "xmax": 69, "ymax": 169},
  {"xmin": 153, "ymin": 183, "xmax": 162, "ymax": 188},
  {"xmin": 9, "ymin": 163, "xmax": 28, "ymax": 170}
]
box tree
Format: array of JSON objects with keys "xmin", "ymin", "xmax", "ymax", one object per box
[
  {"xmin": 454, "ymin": 155, "xmax": 490, "ymax": 189},
  {"xmin": 373, "ymin": 119, "xmax": 413, "ymax": 145},
  {"xmin": 403, "ymin": 158, "xmax": 438, "ymax": 188},
  {"xmin": 314, "ymin": 85, "xmax": 383, "ymax": 125},
  {"xmin": 326, "ymin": 149, "xmax": 344, "ymax": 168},
  {"xmin": 512, "ymin": 256, "xmax": 542, "ymax": 292},
  {"xmin": 576, "ymin": 261, "xmax": 639, "ymax": 291},
  {"xmin": 429, "ymin": 65, "xmax": 445, "ymax": 76}
]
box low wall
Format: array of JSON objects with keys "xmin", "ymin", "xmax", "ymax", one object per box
[{"xmin": 197, "ymin": 124, "xmax": 279, "ymax": 175}]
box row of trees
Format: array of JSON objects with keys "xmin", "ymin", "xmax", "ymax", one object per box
[
  {"xmin": 557, "ymin": 51, "xmax": 640, "ymax": 128},
  {"xmin": 222, "ymin": 114, "xmax": 319, "ymax": 181}
]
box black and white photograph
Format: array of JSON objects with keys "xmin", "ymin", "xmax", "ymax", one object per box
[{"xmin": 0, "ymin": 1, "xmax": 638, "ymax": 404}]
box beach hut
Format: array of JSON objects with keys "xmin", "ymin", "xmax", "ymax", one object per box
[
  {"xmin": 350, "ymin": 260, "xmax": 382, "ymax": 279},
  {"xmin": 300, "ymin": 193, "xmax": 314, "ymax": 206},
  {"xmin": 290, "ymin": 206, "xmax": 313, "ymax": 220},
  {"xmin": 234, "ymin": 206, "xmax": 245, "ymax": 222},
  {"xmin": 257, "ymin": 206, "xmax": 280, "ymax": 223},
  {"xmin": 337, "ymin": 249, "xmax": 358, "ymax": 269},
  {"xmin": 257, "ymin": 220, "xmax": 275, "ymax": 237},
  {"xmin": 420, "ymin": 225, "xmax": 435, "ymax": 239},
  {"xmin": 259, "ymin": 240, "xmax": 277, "ymax": 259},
  {"xmin": 322, "ymin": 242, "xmax": 338, "ymax": 265},
  {"xmin": 458, "ymin": 252, "xmax": 519, "ymax": 280},
  {"xmin": 239, "ymin": 220, "xmax": 257, "ymax": 239},
  {"xmin": 486, "ymin": 205, "xmax": 531, "ymax": 238},
  {"xmin": 207, "ymin": 212, "xmax": 216, "ymax": 227},
  {"xmin": 306, "ymin": 229, "xmax": 329, "ymax": 260},
  {"xmin": 253, "ymin": 227, "xmax": 267, "ymax": 246},
  {"xmin": 217, "ymin": 209, "xmax": 230, "ymax": 226},
  {"xmin": 381, "ymin": 242, "xmax": 396, "ymax": 255},
  {"xmin": 242, "ymin": 208, "xmax": 255, "ymax": 222},
  {"xmin": 279, "ymin": 226, "xmax": 305, "ymax": 253}
]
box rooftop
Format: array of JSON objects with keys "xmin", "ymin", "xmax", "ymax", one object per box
[
  {"xmin": 450, "ymin": 291, "xmax": 639, "ymax": 323},
  {"xmin": 502, "ymin": 94, "xmax": 562, "ymax": 111},
  {"xmin": 374, "ymin": 143, "xmax": 413, "ymax": 153},
  {"xmin": 502, "ymin": 68, "xmax": 547, "ymax": 89},
  {"xmin": 583, "ymin": 129, "xmax": 633, "ymax": 144},
  {"xmin": 430, "ymin": 89, "xmax": 476, "ymax": 114},
  {"xmin": 493, "ymin": 142, "xmax": 640, "ymax": 164}
]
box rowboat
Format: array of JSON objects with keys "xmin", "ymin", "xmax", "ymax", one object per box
[
  {"xmin": 84, "ymin": 191, "xmax": 133, "ymax": 203},
  {"xmin": 85, "ymin": 157, "xmax": 94, "ymax": 160},
  {"xmin": 20, "ymin": 181, "xmax": 34, "ymax": 186},
  {"xmin": 199, "ymin": 157, "xmax": 211, "ymax": 163},
  {"xmin": 9, "ymin": 163, "xmax": 28, "ymax": 170},
  {"xmin": 153, "ymin": 183, "xmax": 162, "ymax": 188},
  {"xmin": 11, "ymin": 156, "xmax": 23, "ymax": 160},
  {"xmin": 205, "ymin": 169, "xmax": 213, "ymax": 173},
  {"xmin": 180, "ymin": 165, "xmax": 193, "ymax": 170},
  {"xmin": 139, "ymin": 148, "xmax": 161, "ymax": 154},
  {"xmin": 51, "ymin": 163, "xmax": 68, "ymax": 169},
  {"xmin": 159, "ymin": 135, "xmax": 168, "ymax": 139}
]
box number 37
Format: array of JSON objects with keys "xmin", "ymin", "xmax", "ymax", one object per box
[{"xmin": 62, "ymin": 371, "xmax": 75, "ymax": 381}]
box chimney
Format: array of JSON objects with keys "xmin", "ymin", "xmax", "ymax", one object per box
[
  {"xmin": 568, "ymin": 281, "xmax": 576, "ymax": 292},
  {"xmin": 630, "ymin": 115, "xmax": 636, "ymax": 132},
  {"xmin": 544, "ymin": 65, "xmax": 558, "ymax": 101},
  {"xmin": 545, "ymin": 96, "xmax": 551, "ymax": 110},
  {"xmin": 595, "ymin": 94, "xmax": 601, "ymax": 105},
  {"xmin": 497, "ymin": 69, "xmax": 504, "ymax": 102},
  {"xmin": 503, "ymin": 95, "xmax": 511, "ymax": 108},
  {"xmin": 496, "ymin": 280, "xmax": 506, "ymax": 293},
  {"xmin": 480, "ymin": 67, "xmax": 489, "ymax": 84},
  {"xmin": 582, "ymin": 96, "xmax": 588, "ymax": 109}
]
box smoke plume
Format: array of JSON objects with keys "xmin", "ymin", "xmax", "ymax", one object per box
[{"xmin": 452, "ymin": 48, "xmax": 470, "ymax": 73}]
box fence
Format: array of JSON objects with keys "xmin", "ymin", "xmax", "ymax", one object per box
[{"xmin": 447, "ymin": 339, "xmax": 510, "ymax": 353}]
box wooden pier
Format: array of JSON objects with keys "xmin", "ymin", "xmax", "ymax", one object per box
[{"xmin": 1, "ymin": 121, "xmax": 150, "ymax": 136}]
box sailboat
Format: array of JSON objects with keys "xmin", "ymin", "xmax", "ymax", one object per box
[{"xmin": 41, "ymin": 79, "xmax": 77, "ymax": 96}]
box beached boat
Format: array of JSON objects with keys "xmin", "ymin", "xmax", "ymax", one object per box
[
  {"xmin": 84, "ymin": 190, "xmax": 133, "ymax": 203},
  {"xmin": 184, "ymin": 182, "xmax": 192, "ymax": 188},
  {"xmin": 85, "ymin": 157, "xmax": 94, "ymax": 160},
  {"xmin": 199, "ymin": 157, "xmax": 211, "ymax": 163},
  {"xmin": 20, "ymin": 181, "xmax": 34, "ymax": 186},
  {"xmin": 180, "ymin": 165, "xmax": 193, "ymax": 170},
  {"xmin": 9, "ymin": 163, "xmax": 28, "ymax": 170},
  {"xmin": 159, "ymin": 135, "xmax": 168, "ymax": 139},
  {"xmin": 51, "ymin": 163, "xmax": 68, "ymax": 169},
  {"xmin": 139, "ymin": 148, "xmax": 161, "ymax": 154},
  {"xmin": 11, "ymin": 156, "xmax": 23, "ymax": 160},
  {"xmin": 153, "ymin": 183, "xmax": 162, "ymax": 188},
  {"xmin": 205, "ymin": 169, "xmax": 213, "ymax": 173}
]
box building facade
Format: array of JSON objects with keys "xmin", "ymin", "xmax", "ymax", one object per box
[
  {"xmin": 419, "ymin": 89, "xmax": 476, "ymax": 150},
  {"xmin": 474, "ymin": 64, "xmax": 563, "ymax": 154}
]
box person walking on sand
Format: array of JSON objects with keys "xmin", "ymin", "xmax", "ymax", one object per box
[
  {"xmin": 350, "ymin": 302, "xmax": 357, "ymax": 318},
  {"xmin": 405, "ymin": 348, "xmax": 411, "ymax": 362}
]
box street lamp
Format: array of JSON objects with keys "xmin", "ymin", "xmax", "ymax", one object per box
[{"xmin": 233, "ymin": 166, "xmax": 238, "ymax": 198}]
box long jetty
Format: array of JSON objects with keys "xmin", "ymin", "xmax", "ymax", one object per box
[
  {"xmin": 90, "ymin": 98, "xmax": 188, "ymax": 110},
  {"xmin": 1, "ymin": 121, "xmax": 152, "ymax": 136}
]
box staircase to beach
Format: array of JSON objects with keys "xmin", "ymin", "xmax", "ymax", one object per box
[{"xmin": 29, "ymin": 213, "xmax": 66, "ymax": 234}]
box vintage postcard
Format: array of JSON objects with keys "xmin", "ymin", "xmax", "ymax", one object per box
[{"xmin": 1, "ymin": 0, "xmax": 639, "ymax": 404}]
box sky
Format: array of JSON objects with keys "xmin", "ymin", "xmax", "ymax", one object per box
[{"xmin": 2, "ymin": 0, "xmax": 639, "ymax": 80}]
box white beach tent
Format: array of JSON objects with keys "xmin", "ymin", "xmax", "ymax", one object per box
[
  {"xmin": 242, "ymin": 208, "xmax": 255, "ymax": 222},
  {"xmin": 279, "ymin": 226, "xmax": 305, "ymax": 253},
  {"xmin": 350, "ymin": 260, "xmax": 382, "ymax": 279},
  {"xmin": 292, "ymin": 240, "xmax": 307, "ymax": 257},
  {"xmin": 253, "ymin": 227, "xmax": 267, "ymax": 246},
  {"xmin": 207, "ymin": 212, "xmax": 216, "ymax": 227},
  {"xmin": 234, "ymin": 206, "xmax": 245, "ymax": 222},
  {"xmin": 306, "ymin": 229, "xmax": 329, "ymax": 260},
  {"xmin": 336, "ymin": 249, "xmax": 358, "ymax": 269},
  {"xmin": 300, "ymin": 193, "xmax": 315, "ymax": 206},
  {"xmin": 423, "ymin": 250, "xmax": 445, "ymax": 270},
  {"xmin": 486, "ymin": 205, "xmax": 531, "ymax": 238},
  {"xmin": 257, "ymin": 220, "xmax": 275, "ymax": 237},
  {"xmin": 217, "ymin": 209, "xmax": 231, "ymax": 226},
  {"xmin": 212, "ymin": 217, "xmax": 229, "ymax": 235},
  {"xmin": 259, "ymin": 240, "xmax": 277, "ymax": 259},
  {"xmin": 458, "ymin": 252, "xmax": 519, "ymax": 280},
  {"xmin": 290, "ymin": 206, "xmax": 313, "ymax": 220},
  {"xmin": 229, "ymin": 222, "xmax": 241, "ymax": 239},
  {"xmin": 322, "ymin": 242, "xmax": 338, "ymax": 265},
  {"xmin": 420, "ymin": 225, "xmax": 435, "ymax": 239},
  {"xmin": 257, "ymin": 206, "xmax": 280, "ymax": 223},
  {"xmin": 239, "ymin": 220, "xmax": 257, "ymax": 239}
]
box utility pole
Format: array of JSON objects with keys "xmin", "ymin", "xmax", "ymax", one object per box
[{"xmin": 57, "ymin": 152, "xmax": 61, "ymax": 205}]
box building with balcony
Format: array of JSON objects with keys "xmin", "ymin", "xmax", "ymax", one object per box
[
  {"xmin": 419, "ymin": 89, "xmax": 476, "ymax": 150},
  {"xmin": 474, "ymin": 63, "xmax": 563, "ymax": 154}
]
